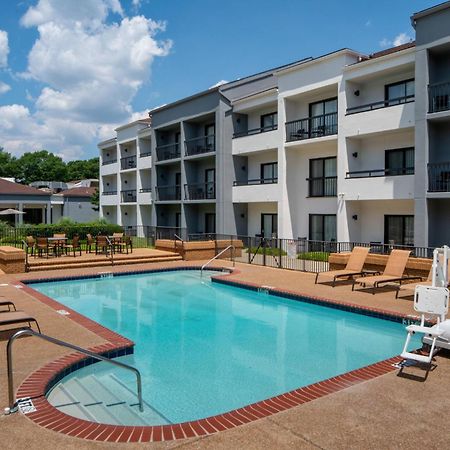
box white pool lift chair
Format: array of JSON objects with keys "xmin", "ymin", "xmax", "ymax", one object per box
[{"xmin": 401, "ymin": 246, "xmax": 450, "ymax": 365}]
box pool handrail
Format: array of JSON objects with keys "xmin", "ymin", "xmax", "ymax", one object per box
[
  {"xmin": 174, "ymin": 234, "xmax": 183, "ymax": 243},
  {"xmin": 5, "ymin": 329, "xmax": 144, "ymax": 414},
  {"xmin": 201, "ymin": 245, "xmax": 235, "ymax": 275},
  {"xmin": 22, "ymin": 239, "xmax": 30, "ymax": 272}
]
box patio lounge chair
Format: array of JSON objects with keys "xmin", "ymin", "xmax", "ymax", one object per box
[
  {"xmin": 315, "ymin": 246, "xmax": 370, "ymax": 287},
  {"xmin": 0, "ymin": 311, "xmax": 41, "ymax": 333},
  {"xmin": 352, "ymin": 249, "xmax": 418, "ymax": 294},
  {"xmin": 0, "ymin": 301, "xmax": 16, "ymax": 312}
]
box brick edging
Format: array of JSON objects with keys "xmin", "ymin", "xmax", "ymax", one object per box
[{"xmin": 15, "ymin": 266, "xmax": 406, "ymax": 442}]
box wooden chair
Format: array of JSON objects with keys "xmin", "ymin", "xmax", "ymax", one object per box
[
  {"xmin": 86, "ymin": 233, "xmax": 95, "ymax": 253},
  {"xmin": 116, "ymin": 235, "xmax": 133, "ymax": 254},
  {"xmin": 25, "ymin": 236, "xmax": 35, "ymax": 256},
  {"xmin": 112, "ymin": 232, "xmax": 124, "ymax": 253},
  {"xmin": 95, "ymin": 235, "xmax": 109, "ymax": 255},
  {"xmin": 53, "ymin": 233, "xmax": 66, "ymax": 255},
  {"xmin": 36, "ymin": 237, "xmax": 55, "ymax": 258},
  {"xmin": 64, "ymin": 235, "xmax": 82, "ymax": 257}
]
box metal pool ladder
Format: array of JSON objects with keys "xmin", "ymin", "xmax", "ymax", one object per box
[
  {"xmin": 201, "ymin": 245, "xmax": 235, "ymax": 276},
  {"xmin": 5, "ymin": 329, "xmax": 144, "ymax": 414}
]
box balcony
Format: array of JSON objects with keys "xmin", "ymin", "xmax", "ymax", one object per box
[
  {"xmin": 121, "ymin": 189, "xmax": 137, "ymax": 203},
  {"xmin": 232, "ymin": 127, "xmax": 278, "ymax": 155},
  {"xmin": 102, "ymin": 190, "xmax": 118, "ymax": 195},
  {"xmin": 138, "ymin": 188, "xmax": 152, "ymax": 204},
  {"xmin": 233, "ymin": 177, "xmax": 278, "ymax": 186},
  {"xmin": 346, "ymin": 94, "xmax": 414, "ymax": 115},
  {"xmin": 102, "ymin": 158, "xmax": 117, "ymax": 166},
  {"xmin": 346, "ymin": 167, "xmax": 414, "ymax": 178},
  {"xmin": 185, "ymin": 135, "xmax": 215, "ymax": 157},
  {"xmin": 428, "ymin": 162, "xmax": 450, "ymax": 192},
  {"xmin": 307, "ymin": 176, "xmax": 337, "ymax": 197},
  {"xmin": 233, "ymin": 124, "xmax": 277, "ymax": 138},
  {"xmin": 232, "ymin": 179, "xmax": 279, "ymax": 203},
  {"xmin": 429, "ymin": 81, "xmax": 450, "ymax": 113},
  {"xmin": 285, "ymin": 112, "xmax": 337, "ymax": 142},
  {"xmin": 140, "ymin": 152, "xmax": 151, "ymax": 158},
  {"xmin": 120, "ymin": 155, "xmax": 137, "ymax": 170},
  {"xmin": 156, "ymin": 143, "xmax": 181, "ymax": 162},
  {"xmin": 101, "ymin": 191, "xmax": 118, "ymax": 206},
  {"xmin": 184, "ymin": 182, "xmax": 216, "ymax": 200},
  {"xmin": 155, "ymin": 185, "xmax": 181, "ymax": 201}
]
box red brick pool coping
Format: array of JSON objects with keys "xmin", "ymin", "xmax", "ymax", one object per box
[{"xmin": 14, "ymin": 266, "xmax": 411, "ymax": 443}]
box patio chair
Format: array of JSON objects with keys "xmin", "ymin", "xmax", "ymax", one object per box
[
  {"xmin": 86, "ymin": 233, "xmax": 95, "ymax": 253},
  {"xmin": 63, "ymin": 235, "xmax": 82, "ymax": 257},
  {"xmin": 95, "ymin": 235, "xmax": 109, "ymax": 255},
  {"xmin": 111, "ymin": 232, "xmax": 124, "ymax": 252},
  {"xmin": 352, "ymin": 249, "xmax": 418, "ymax": 294},
  {"xmin": 0, "ymin": 310, "xmax": 41, "ymax": 333},
  {"xmin": 0, "ymin": 301, "xmax": 16, "ymax": 312},
  {"xmin": 315, "ymin": 246, "xmax": 370, "ymax": 287},
  {"xmin": 36, "ymin": 237, "xmax": 55, "ymax": 259},
  {"xmin": 25, "ymin": 236, "xmax": 35, "ymax": 256},
  {"xmin": 116, "ymin": 235, "xmax": 133, "ymax": 254}
]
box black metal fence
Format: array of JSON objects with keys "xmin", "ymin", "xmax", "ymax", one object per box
[
  {"xmin": 428, "ymin": 81, "xmax": 450, "ymax": 113},
  {"xmin": 285, "ymin": 112, "xmax": 337, "ymax": 142},
  {"xmin": 428, "ymin": 161, "xmax": 450, "ymax": 192},
  {"xmin": 184, "ymin": 135, "xmax": 215, "ymax": 156}
]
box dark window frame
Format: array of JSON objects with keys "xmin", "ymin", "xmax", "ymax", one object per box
[
  {"xmin": 205, "ymin": 213, "xmax": 216, "ymax": 234},
  {"xmin": 384, "ymin": 215, "xmax": 414, "ymax": 246},
  {"xmin": 308, "ymin": 157, "xmax": 337, "ymax": 197},
  {"xmin": 384, "ymin": 79, "xmax": 415, "ymax": 106},
  {"xmin": 260, "ymin": 162, "xmax": 278, "ymax": 183},
  {"xmin": 308, "ymin": 214, "xmax": 337, "ymax": 241},
  {"xmin": 260, "ymin": 112, "xmax": 278, "ymax": 131},
  {"xmin": 260, "ymin": 213, "xmax": 278, "ymax": 238},
  {"xmin": 384, "ymin": 147, "xmax": 415, "ymax": 176},
  {"xmin": 308, "ymin": 97, "xmax": 338, "ymax": 118}
]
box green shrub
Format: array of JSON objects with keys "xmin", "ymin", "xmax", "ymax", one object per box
[
  {"xmin": 248, "ymin": 246, "xmax": 287, "ymax": 256},
  {"xmin": 297, "ymin": 251, "xmax": 329, "ymax": 262}
]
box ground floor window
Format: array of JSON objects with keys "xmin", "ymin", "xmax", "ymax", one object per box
[
  {"xmin": 261, "ymin": 213, "xmax": 277, "ymax": 238},
  {"xmin": 384, "ymin": 215, "xmax": 414, "ymax": 246},
  {"xmin": 205, "ymin": 213, "xmax": 216, "ymax": 233},
  {"xmin": 175, "ymin": 212, "xmax": 181, "ymax": 229},
  {"xmin": 309, "ymin": 214, "xmax": 336, "ymax": 241}
]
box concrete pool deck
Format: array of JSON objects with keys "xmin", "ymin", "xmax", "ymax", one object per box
[{"xmin": 0, "ymin": 260, "xmax": 449, "ymax": 449}]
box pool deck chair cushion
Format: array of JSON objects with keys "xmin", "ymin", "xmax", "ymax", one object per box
[
  {"xmin": 0, "ymin": 311, "xmax": 41, "ymax": 333},
  {"xmin": 352, "ymin": 249, "xmax": 418, "ymax": 294},
  {"xmin": 315, "ymin": 246, "xmax": 370, "ymax": 287}
]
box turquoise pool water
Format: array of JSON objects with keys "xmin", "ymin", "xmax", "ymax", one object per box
[{"xmin": 29, "ymin": 270, "xmax": 417, "ymax": 425}]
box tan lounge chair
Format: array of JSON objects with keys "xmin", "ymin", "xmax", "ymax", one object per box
[
  {"xmin": 352, "ymin": 249, "xmax": 418, "ymax": 294},
  {"xmin": 0, "ymin": 311, "xmax": 41, "ymax": 333},
  {"xmin": 0, "ymin": 300, "xmax": 16, "ymax": 312},
  {"xmin": 315, "ymin": 246, "xmax": 370, "ymax": 287}
]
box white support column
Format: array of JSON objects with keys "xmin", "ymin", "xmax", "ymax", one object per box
[
  {"xmin": 18, "ymin": 203, "xmax": 24, "ymax": 225},
  {"xmin": 46, "ymin": 203, "xmax": 51, "ymax": 224}
]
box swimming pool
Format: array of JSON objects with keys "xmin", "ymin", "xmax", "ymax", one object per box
[{"xmin": 29, "ymin": 270, "xmax": 418, "ymax": 426}]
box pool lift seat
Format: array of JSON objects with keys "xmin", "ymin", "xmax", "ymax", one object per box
[{"xmin": 401, "ymin": 246, "xmax": 450, "ymax": 365}]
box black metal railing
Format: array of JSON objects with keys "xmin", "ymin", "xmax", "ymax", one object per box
[
  {"xmin": 121, "ymin": 189, "xmax": 137, "ymax": 202},
  {"xmin": 428, "ymin": 161, "xmax": 450, "ymax": 192},
  {"xmin": 233, "ymin": 124, "xmax": 277, "ymax": 138},
  {"xmin": 184, "ymin": 182, "xmax": 216, "ymax": 200},
  {"xmin": 184, "ymin": 135, "xmax": 215, "ymax": 156},
  {"xmin": 307, "ymin": 176, "xmax": 337, "ymax": 197},
  {"xmin": 346, "ymin": 167, "xmax": 415, "ymax": 178},
  {"xmin": 233, "ymin": 178, "xmax": 278, "ymax": 186},
  {"xmin": 429, "ymin": 81, "xmax": 450, "ymax": 113},
  {"xmin": 285, "ymin": 112, "xmax": 337, "ymax": 142},
  {"xmin": 346, "ymin": 94, "xmax": 415, "ymax": 115},
  {"xmin": 140, "ymin": 152, "xmax": 151, "ymax": 158},
  {"xmin": 156, "ymin": 143, "xmax": 181, "ymax": 161},
  {"xmin": 102, "ymin": 191, "xmax": 117, "ymax": 195},
  {"xmin": 139, "ymin": 188, "xmax": 152, "ymax": 193},
  {"xmin": 155, "ymin": 185, "xmax": 181, "ymax": 201},
  {"xmin": 101, "ymin": 159, "xmax": 117, "ymax": 166},
  {"xmin": 120, "ymin": 155, "xmax": 137, "ymax": 170}
]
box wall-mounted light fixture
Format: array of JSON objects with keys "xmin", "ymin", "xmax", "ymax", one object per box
[
  {"xmin": 106, "ymin": 212, "xmax": 110, "ymax": 216},
  {"xmin": 352, "ymin": 152, "xmax": 358, "ymax": 158},
  {"xmin": 240, "ymin": 213, "xmax": 245, "ymax": 219},
  {"xmin": 124, "ymin": 180, "xmax": 128, "ymax": 184},
  {"xmin": 106, "ymin": 153, "xmax": 109, "ymax": 157},
  {"xmin": 124, "ymin": 212, "xmax": 128, "ymax": 216},
  {"xmin": 352, "ymin": 215, "xmax": 358, "ymax": 221},
  {"xmin": 354, "ymin": 90, "xmax": 360, "ymax": 96},
  {"xmin": 124, "ymin": 148, "xmax": 128, "ymax": 153},
  {"xmin": 241, "ymin": 166, "xmax": 246, "ymax": 171}
]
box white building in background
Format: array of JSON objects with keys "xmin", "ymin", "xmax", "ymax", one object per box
[{"xmin": 99, "ymin": 2, "xmax": 450, "ymax": 248}]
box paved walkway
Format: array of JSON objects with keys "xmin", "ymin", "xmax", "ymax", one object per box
[{"xmin": 0, "ymin": 261, "xmax": 449, "ymax": 449}]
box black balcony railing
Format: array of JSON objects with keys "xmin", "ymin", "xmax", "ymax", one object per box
[
  {"xmin": 101, "ymin": 159, "xmax": 117, "ymax": 166},
  {"xmin": 285, "ymin": 112, "xmax": 337, "ymax": 142},
  {"xmin": 184, "ymin": 182, "xmax": 216, "ymax": 200},
  {"xmin": 102, "ymin": 191, "xmax": 117, "ymax": 195},
  {"xmin": 233, "ymin": 177, "xmax": 278, "ymax": 186},
  {"xmin": 346, "ymin": 167, "xmax": 414, "ymax": 178},
  {"xmin": 120, "ymin": 155, "xmax": 137, "ymax": 170},
  {"xmin": 428, "ymin": 161, "xmax": 450, "ymax": 192},
  {"xmin": 139, "ymin": 188, "xmax": 152, "ymax": 193},
  {"xmin": 140, "ymin": 152, "xmax": 151, "ymax": 158},
  {"xmin": 429, "ymin": 81, "xmax": 450, "ymax": 113},
  {"xmin": 346, "ymin": 95, "xmax": 415, "ymax": 115},
  {"xmin": 156, "ymin": 143, "xmax": 181, "ymax": 161},
  {"xmin": 155, "ymin": 185, "xmax": 181, "ymax": 201},
  {"xmin": 307, "ymin": 176, "xmax": 337, "ymax": 197},
  {"xmin": 121, "ymin": 189, "xmax": 137, "ymax": 202},
  {"xmin": 185, "ymin": 135, "xmax": 215, "ymax": 156},
  {"xmin": 233, "ymin": 124, "xmax": 277, "ymax": 138}
]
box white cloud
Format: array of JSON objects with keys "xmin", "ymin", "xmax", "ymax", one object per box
[
  {"xmin": 0, "ymin": 81, "xmax": 10, "ymax": 94},
  {"xmin": 365, "ymin": 20, "xmax": 371, "ymax": 27},
  {"xmin": 210, "ymin": 80, "xmax": 228, "ymax": 88},
  {"xmin": 0, "ymin": 30, "xmax": 9, "ymax": 67},
  {"xmin": 1, "ymin": 0, "xmax": 171, "ymax": 160},
  {"xmin": 379, "ymin": 32, "xmax": 413, "ymax": 48}
]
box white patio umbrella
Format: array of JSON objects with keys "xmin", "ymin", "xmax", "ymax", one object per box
[{"xmin": 0, "ymin": 208, "xmax": 26, "ymax": 215}]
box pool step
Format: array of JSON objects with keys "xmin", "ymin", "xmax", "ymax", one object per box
[{"xmin": 47, "ymin": 371, "xmax": 168, "ymax": 425}]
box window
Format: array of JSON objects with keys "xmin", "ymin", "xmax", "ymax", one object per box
[
  {"xmin": 384, "ymin": 215, "xmax": 414, "ymax": 246},
  {"xmin": 385, "ymin": 79, "xmax": 414, "ymax": 106},
  {"xmin": 308, "ymin": 98, "xmax": 338, "ymax": 136},
  {"xmin": 260, "ymin": 162, "xmax": 278, "ymax": 183},
  {"xmin": 261, "ymin": 214, "xmax": 277, "ymax": 238},
  {"xmin": 308, "ymin": 157, "xmax": 337, "ymax": 196},
  {"xmin": 385, "ymin": 148, "xmax": 414, "ymax": 175},
  {"xmin": 260, "ymin": 112, "xmax": 277, "ymax": 131},
  {"xmin": 205, "ymin": 213, "xmax": 216, "ymax": 233},
  {"xmin": 205, "ymin": 168, "xmax": 215, "ymax": 199},
  {"xmin": 309, "ymin": 214, "xmax": 336, "ymax": 241},
  {"xmin": 175, "ymin": 212, "xmax": 181, "ymax": 229}
]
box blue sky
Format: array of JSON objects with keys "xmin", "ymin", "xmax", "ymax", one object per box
[{"xmin": 0, "ymin": 0, "xmax": 439, "ymax": 160}]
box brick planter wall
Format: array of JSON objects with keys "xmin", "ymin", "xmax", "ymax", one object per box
[
  {"xmin": 155, "ymin": 240, "xmax": 243, "ymax": 261},
  {"xmin": 0, "ymin": 246, "xmax": 26, "ymax": 273}
]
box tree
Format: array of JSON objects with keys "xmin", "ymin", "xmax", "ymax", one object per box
[
  {"xmin": 14, "ymin": 150, "xmax": 68, "ymax": 184},
  {"xmin": 91, "ymin": 188, "xmax": 99, "ymax": 212},
  {"xmin": 0, "ymin": 148, "xmax": 17, "ymax": 179},
  {"xmin": 66, "ymin": 157, "xmax": 99, "ymax": 181}
]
